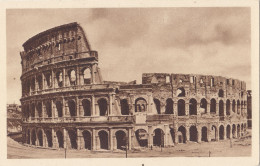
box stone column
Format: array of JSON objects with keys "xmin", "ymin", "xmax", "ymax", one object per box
[
  {"xmin": 148, "ymin": 94, "xmax": 152, "ymax": 113},
  {"xmin": 174, "ymin": 127, "xmax": 178, "ymax": 144},
  {"xmin": 128, "ymin": 128, "xmax": 132, "ymax": 150},
  {"xmin": 164, "ymin": 125, "xmax": 169, "ymax": 147},
  {"xmin": 52, "ymin": 128, "xmax": 57, "ymax": 148},
  {"xmin": 63, "ymin": 128, "xmax": 67, "ymax": 149},
  {"xmin": 62, "ymin": 68, "xmax": 66, "ymax": 87},
  {"xmin": 216, "ymin": 102, "xmax": 219, "ymax": 115},
  {"xmin": 92, "ymin": 129, "xmax": 96, "ymax": 150},
  {"xmin": 109, "ymin": 94, "xmax": 113, "ymax": 116},
  {"xmin": 91, "ymin": 95, "xmax": 95, "ymax": 116},
  {"xmin": 186, "ymin": 126, "xmax": 190, "ymax": 142},
  {"xmin": 223, "ymin": 126, "xmax": 226, "ymax": 140},
  {"xmin": 51, "ymin": 100, "xmax": 55, "ymax": 120},
  {"xmin": 148, "ymin": 126, "xmax": 153, "ymax": 147},
  {"xmin": 197, "ymin": 126, "xmax": 201, "ymax": 143},
  {"xmin": 215, "ymin": 127, "xmax": 219, "ymax": 141},
  {"xmin": 223, "ymin": 101, "xmax": 226, "ymax": 116},
  {"xmin": 91, "ymin": 65, "xmax": 95, "ymax": 84},
  {"xmin": 173, "ymin": 102, "xmax": 177, "ymax": 115},
  {"xmin": 76, "ymin": 96, "xmax": 80, "ymax": 118},
  {"xmin": 109, "ymin": 128, "xmax": 113, "ymax": 150},
  {"xmin": 42, "ymin": 101, "xmax": 45, "ymax": 119},
  {"xmin": 234, "ymin": 101, "xmax": 237, "ymax": 114},
  {"xmin": 185, "ymin": 100, "xmax": 189, "ymax": 116},
  {"xmin": 196, "ymin": 103, "xmax": 200, "ymax": 116},
  {"xmin": 207, "ymin": 125, "xmax": 211, "ymax": 141},
  {"xmin": 207, "ymin": 100, "xmax": 210, "ymax": 115},
  {"xmin": 76, "ymin": 66, "xmax": 80, "ymax": 85},
  {"xmin": 52, "ymin": 70, "xmax": 55, "ymax": 89},
  {"xmin": 35, "ymin": 75, "xmax": 38, "ymax": 91},
  {"xmin": 42, "ymin": 73, "xmax": 45, "ymax": 90},
  {"xmin": 62, "ymin": 97, "xmax": 65, "ymax": 118},
  {"xmin": 77, "ymin": 128, "xmax": 81, "ymax": 150}
]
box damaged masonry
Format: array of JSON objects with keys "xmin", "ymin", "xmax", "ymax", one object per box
[{"xmin": 20, "ymin": 22, "xmax": 248, "ymax": 151}]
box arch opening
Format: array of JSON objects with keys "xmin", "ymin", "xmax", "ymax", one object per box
[
  {"xmin": 98, "ymin": 130, "xmax": 108, "ymax": 150},
  {"xmin": 68, "ymin": 130, "xmax": 77, "ymax": 149},
  {"xmin": 201, "ymin": 127, "xmax": 208, "ymax": 142},
  {"xmin": 98, "ymin": 98, "xmax": 107, "ymax": 116},
  {"xmin": 56, "ymin": 130, "xmax": 64, "ymax": 148},
  {"xmin": 189, "ymin": 126, "xmax": 197, "ymax": 142},
  {"xmin": 83, "ymin": 130, "xmax": 92, "ymax": 150},
  {"xmin": 135, "ymin": 98, "xmax": 147, "ymax": 112},
  {"xmin": 153, "ymin": 98, "xmax": 161, "ymax": 114},
  {"xmin": 189, "ymin": 98, "xmax": 197, "ymax": 115},
  {"xmin": 226, "ymin": 100, "xmax": 231, "ymax": 115},
  {"xmin": 68, "ymin": 100, "xmax": 76, "ymax": 116},
  {"xmin": 153, "ymin": 129, "xmax": 164, "ymax": 147},
  {"xmin": 120, "ymin": 99, "xmax": 129, "ymax": 115},
  {"xmin": 226, "ymin": 125, "xmax": 231, "ymax": 139},
  {"xmin": 135, "ymin": 129, "xmax": 148, "ymax": 147},
  {"xmin": 115, "ymin": 130, "xmax": 126, "ymax": 150},
  {"xmin": 82, "ymin": 99, "xmax": 91, "ymax": 116},
  {"xmin": 165, "ymin": 98, "xmax": 174, "ymax": 114},
  {"xmin": 210, "ymin": 99, "xmax": 216, "ymax": 114},
  {"xmin": 178, "ymin": 126, "xmax": 186, "ymax": 143},
  {"xmin": 178, "ymin": 99, "xmax": 185, "ymax": 116},
  {"xmin": 37, "ymin": 130, "xmax": 43, "ymax": 146},
  {"xmin": 219, "ymin": 125, "xmax": 224, "ymax": 140},
  {"xmin": 200, "ymin": 98, "xmax": 207, "ymax": 114},
  {"xmin": 56, "ymin": 101, "xmax": 63, "ymax": 117}
]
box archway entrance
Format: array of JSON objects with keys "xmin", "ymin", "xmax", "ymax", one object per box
[
  {"xmin": 56, "ymin": 130, "xmax": 64, "ymax": 148},
  {"xmin": 189, "ymin": 126, "xmax": 197, "ymax": 142},
  {"xmin": 153, "ymin": 129, "xmax": 164, "ymax": 147},
  {"xmin": 232, "ymin": 124, "xmax": 236, "ymax": 138},
  {"xmin": 83, "ymin": 130, "xmax": 92, "ymax": 150},
  {"xmin": 68, "ymin": 130, "xmax": 77, "ymax": 149},
  {"xmin": 37, "ymin": 130, "xmax": 43, "ymax": 146},
  {"xmin": 211, "ymin": 125, "xmax": 217, "ymax": 141},
  {"xmin": 178, "ymin": 126, "xmax": 186, "ymax": 143},
  {"xmin": 31, "ymin": 129, "xmax": 36, "ymax": 145},
  {"xmin": 98, "ymin": 130, "xmax": 108, "ymax": 150},
  {"xmin": 226, "ymin": 125, "xmax": 231, "ymax": 139},
  {"xmin": 219, "ymin": 125, "xmax": 224, "ymax": 140},
  {"xmin": 98, "ymin": 99, "xmax": 108, "ymax": 116},
  {"xmin": 201, "ymin": 126, "xmax": 208, "ymax": 142},
  {"xmin": 45, "ymin": 130, "xmax": 53, "ymax": 147},
  {"xmin": 115, "ymin": 130, "xmax": 126, "ymax": 150},
  {"xmin": 135, "ymin": 129, "xmax": 148, "ymax": 147}
]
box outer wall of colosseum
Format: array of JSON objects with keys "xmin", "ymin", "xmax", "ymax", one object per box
[{"xmin": 20, "ymin": 22, "xmax": 248, "ymax": 151}]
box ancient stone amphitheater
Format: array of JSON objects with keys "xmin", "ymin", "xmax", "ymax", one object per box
[{"xmin": 20, "ymin": 22, "xmax": 248, "ymax": 151}]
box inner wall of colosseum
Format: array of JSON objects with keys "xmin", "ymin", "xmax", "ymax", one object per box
[{"xmin": 20, "ymin": 22, "xmax": 248, "ymax": 150}]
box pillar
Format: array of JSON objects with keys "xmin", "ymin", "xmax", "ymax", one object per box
[
  {"xmin": 174, "ymin": 127, "xmax": 178, "ymax": 144},
  {"xmin": 92, "ymin": 129, "xmax": 96, "ymax": 150},
  {"xmin": 51, "ymin": 100, "xmax": 55, "ymax": 120},
  {"xmin": 91, "ymin": 64, "xmax": 95, "ymax": 84},
  {"xmin": 91, "ymin": 95, "xmax": 95, "ymax": 116},
  {"xmin": 207, "ymin": 100, "xmax": 210, "ymax": 115},
  {"xmin": 109, "ymin": 128, "xmax": 113, "ymax": 150},
  {"xmin": 215, "ymin": 127, "xmax": 219, "ymax": 141},
  {"xmin": 148, "ymin": 126, "xmax": 153, "ymax": 147},
  {"xmin": 173, "ymin": 102, "xmax": 177, "ymax": 115},
  {"xmin": 216, "ymin": 102, "xmax": 219, "ymax": 115},
  {"xmin": 164, "ymin": 125, "xmax": 169, "ymax": 146},
  {"xmin": 197, "ymin": 126, "xmax": 201, "ymax": 143},
  {"xmin": 52, "ymin": 69, "xmax": 55, "ymax": 89},
  {"xmin": 35, "ymin": 75, "xmax": 38, "ymax": 91},
  {"xmin": 76, "ymin": 66, "xmax": 80, "ymax": 85},
  {"xmin": 52, "ymin": 128, "xmax": 57, "ymax": 148},
  {"xmin": 223, "ymin": 126, "xmax": 226, "ymax": 140},
  {"xmin": 77, "ymin": 128, "xmax": 81, "ymax": 150},
  {"xmin": 186, "ymin": 126, "xmax": 190, "ymax": 142},
  {"xmin": 62, "ymin": 97, "xmax": 65, "ymax": 118},
  {"xmin": 62, "ymin": 68, "xmax": 66, "ymax": 87},
  {"xmin": 42, "ymin": 73, "xmax": 45, "ymax": 90},
  {"xmin": 63, "ymin": 128, "xmax": 67, "ymax": 149},
  {"xmin": 185, "ymin": 100, "xmax": 189, "ymax": 116},
  {"xmin": 207, "ymin": 125, "xmax": 211, "ymax": 141},
  {"xmin": 148, "ymin": 94, "xmax": 152, "ymax": 113},
  {"xmin": 76, "ymin": 96, "xmax": 79, "ymax": 117},
  {"xmin": 42, "ymin": 101, "xmax": 45, "ymax": 119},
  {"xmin": 128, "ymin": 128, "xmax": 132, "ymax": 150},
  {"xmin": 35, "ymin": 129, "xmax": 38, "ymax": 146},
  {"xmin": 109, "ymin": 94, "xmax": 113, "ymax": 116},
  {"xmin": 234, "ymin": 101, "xmax": 237, "ymax": 114}
]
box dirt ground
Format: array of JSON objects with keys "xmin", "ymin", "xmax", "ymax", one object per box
[{"xmin": 7, "ymin": 130, "xmax": 251, "ymax": 159}]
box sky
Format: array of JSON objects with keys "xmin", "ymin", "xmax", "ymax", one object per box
[{"xmin": 6, "ymin": 8, "xmax": 251, "ymax": 104}]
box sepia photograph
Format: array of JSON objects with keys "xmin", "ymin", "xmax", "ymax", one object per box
[{"xmin": 1, "ymin": 0, "xmax": 259, "ymax": 166}]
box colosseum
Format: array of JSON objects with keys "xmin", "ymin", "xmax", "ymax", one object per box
[{"xmin": 20, "ymin": 22, "xmax": 248, "ymax": 151}]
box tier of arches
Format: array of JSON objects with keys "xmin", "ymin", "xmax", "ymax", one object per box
[
  {"xmin": 25, "ymin": 122, "xmax": 247, "ymax": 150},
  {"xmin": 22, "ymin": 96, "xmax": 247, "ymax": 120},
  {"xmin": 22, "ymin": 66, "xmax": 94, "ymax": 97}
]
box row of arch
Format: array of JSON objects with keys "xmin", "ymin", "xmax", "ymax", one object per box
[
  {"xmin": 23, "ymin": 97, "xmax": 247, "ymax": 119},
  {"xmin": 25, "ymin": 123, "xmax": 247, "ymax": 150},
  {"xmin": 22, "ymin": 67, "xmax": 92, "ymax": 96}
]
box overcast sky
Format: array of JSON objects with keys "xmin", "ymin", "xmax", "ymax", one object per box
[{"xmin": 6, "ymin": 8, "xmax": 251, "ymax": 104}]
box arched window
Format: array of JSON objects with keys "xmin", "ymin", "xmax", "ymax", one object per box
[
  {"xmin": 56, "ymin": 71, "xmax": 63, "ymax": 87},
  {"xmin": 218, "ymin": 89, "xmax": 224, "ymax": 97},
  {"xmin": 189, "ymin": 98, "xmax": 197, "ymax": 115},
  {"xmin": 153, "ymin": 98, "xmax": 161, "ymax": 114},
  {"xmin": 69, "ymin": 70, "xmax": 76, "ymax": 85},
  {"xmin": 177, "ymin": 87, "xmax": 185, "ymax": 97},
  {"xmin": 83, "ymin": 68, "xmax": 91, "ymax": 84},
  {"xmin": 210, "ymin": 99, "xmax": 216, "ymax": 113},
  {"xmin": 200, "ymin": 98, "xmax": 207, "ymax": 114},
  {"xmin": 165, "ymin": 98, "xmax": 173, "ymax": 114},
  {"xmin": 219, "ymin": 100, "xmax": 224, "ymax": 116},
  {"xmin": 82, "ymin": 99, "xmax": 91, "ymax": 116},
  {"xmin": 120, "ymin": 99, "xmax": 129, "ymax": 115},
  {"xmin": 98, "ymin": 98, "xmax": 107, "ymax": 116},
  {"xmin": 135, "ymin": 98, "xmax": 147, "ymax": 112},
  {"xmin": 178, "ymin": 99, "xmax": 185, "ymax": 116},
  {"xmin": 226, "ymin": 100, "xmax": 231, "ymax": 115},
  {"xmin": 68, "ymin": 100, "xmax": 76, "ymax": 116}
]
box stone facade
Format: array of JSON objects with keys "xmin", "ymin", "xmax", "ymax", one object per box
[{"xmin": 20, "ymin": 22, "xmax": 248, "ymax": 151}]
